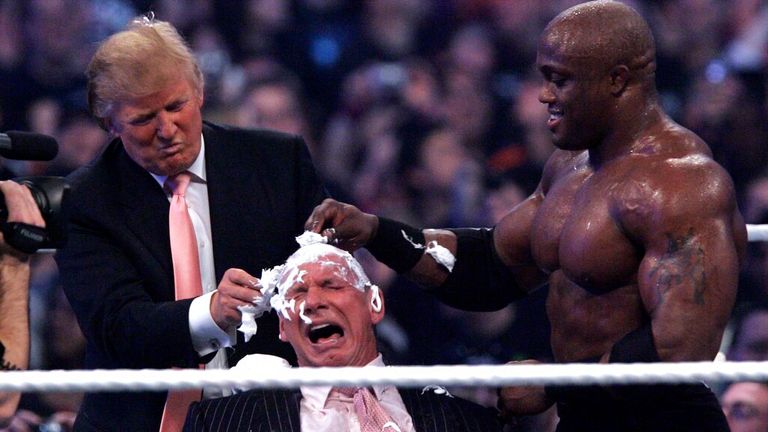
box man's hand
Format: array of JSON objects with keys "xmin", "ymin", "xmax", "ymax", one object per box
[
  {"xmin": 0, "ymin": 181, "xmax": 45, "ymax": 259},
  {"xmin": 304, "ymin": 198, "xmax": 379, "ymax": 251},
  {"xmin": 0, "ymin": 181, "xmax": 43, "ymax": 423},
  {"xmin": 497, "ymin": 360, "xmax": 554, "ymax": 422},
  {"xmin": 210, "ymin": 268, "xmax": 261, "ymax": 332}
]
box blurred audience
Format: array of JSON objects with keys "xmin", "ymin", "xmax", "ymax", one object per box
[
  {"xmin": 728, "ymin": 304, "xmax": 768, "ymax": 362},
  {"xmin": 1, "ymin": 0, "xmax": 766, "ymax": 422}
]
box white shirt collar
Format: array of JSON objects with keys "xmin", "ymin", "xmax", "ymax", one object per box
[
  {"xmin": 301, "ymin": 354, "xmax": 387, "ymax": 408},
  {"xmin": 150, "ymin": 133, "xmax": 207, "ymax": 189}
]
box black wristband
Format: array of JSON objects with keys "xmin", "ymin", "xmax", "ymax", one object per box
[
  {"xmin": 610, "ymin": 322, "xmax": 660, "ymax": 363},
  {"xmin": 365, "ymin": 217, "xmax": 425, "ymax": 273},
  {"xmin": 434, "ymin": 227, "xmax": 526, "ymax": 311}
]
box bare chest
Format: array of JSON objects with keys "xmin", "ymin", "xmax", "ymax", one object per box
[{"xmin": 531, "ymin": 170, "xmax": 641, "ymax": 293}]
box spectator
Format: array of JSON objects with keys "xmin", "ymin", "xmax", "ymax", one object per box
[
  {"xmin": 728, "ymin": 305, "xmax": 768, "ymax": 361},
  {"xmin": 721, "ymin": 381, "xmax": 768, "ymax": 432}
]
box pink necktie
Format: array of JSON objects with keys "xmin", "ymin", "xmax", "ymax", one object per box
[
  {"xmin": 160, "ymin": 171, "xmax": 203, "ymax": 432},
  {"xmin": 334, "ymin": 387, "xmax": 402, "ymax": 432},
  {"xmin": 166, "ymin": 172, "xmax": 203, "ymax": 300}
]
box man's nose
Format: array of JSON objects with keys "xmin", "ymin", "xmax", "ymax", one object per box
[
  {"xmin": 302, "ymin": 285, "xmax": 325, "ymax": 312},
  {"xmin": 538, "ymin": 84, "xmax": 554, "ymax": 104},
  {"xmin": 155, "ymin": 112, "xmax": 178, "ymax": 140},
  {"xmin": 539, "ymin": 80, "xmax": 555, "ymax": 104}
]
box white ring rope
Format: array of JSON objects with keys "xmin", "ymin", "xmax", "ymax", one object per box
[
  {"xmin": 2, "ymin": 362, "xmax": 768, "ymax": 393},
  {"xmin": 747, "ymin": 224, "xmax": 768, "ymax": 241},
  {"xmin": 14, "ymin": 224, "xmax": 765, "ymax": 394}
]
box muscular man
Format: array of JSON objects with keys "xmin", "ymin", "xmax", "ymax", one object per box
[
  {"xmin": 55, "ymin": 15, "xmax": 326, "ymax": 431},
  {"xmin": 0, "ymin": 181, "xmax": 45, "ymax": 426},
  {"xmin": 184, "ymin": 242, "xmax": 504, "ymax": 432},
  {"xmin": 307, "ymin": 1, "xmax": 746, "ymax": 431}
]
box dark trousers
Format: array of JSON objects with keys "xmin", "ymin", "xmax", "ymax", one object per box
[{"xmin": 552, "ymin": 383, "xmax": 730, "ymax": 432}]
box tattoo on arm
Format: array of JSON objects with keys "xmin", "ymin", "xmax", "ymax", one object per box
[
  {"xmin": 648, "ymin": 229, "xmax": 707, "ymax": 305},
  {"xmin": 0, "ymin": 340, "xmax": 19, "ymax": 371}
]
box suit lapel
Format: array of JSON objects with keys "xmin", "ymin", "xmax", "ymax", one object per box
[
  {"xmin": 112, "ymin": 141, "xmax": 174, "ymax": 290},
  {"xmin": 203, "ymin": 124, "xmax": 275, "ymax": 282},
  {"xmin": 241, "ymin": 389, "xmax": 302, "ymax": 432},
  {"xmin": 401, "ymin": 388, "xmax": 463, "ymax": 432},
  {"xmin": 265, "ymin": 389, "xmax": 302, "ymax": 432},
  {"xmin": 401, "ymin": 388, "xmax": 438, "ymax": 432},
  {"xmin": 402, "ymin": 387, "xmax": 503, "ymax": 432}
]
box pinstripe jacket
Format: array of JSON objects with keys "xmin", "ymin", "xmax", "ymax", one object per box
[{"xmin": 183, "ymin": 387, "xmax": 505, "ymax": 432}]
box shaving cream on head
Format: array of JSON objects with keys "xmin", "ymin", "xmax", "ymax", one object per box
[
  {"xmin": 296, "ymin": 230, "xmax": 329, "ymax": 247},
  {"xmin": 271, "ymin": 243, "xmax": 374, "ymax": 324},
  {"xmin": 238, "ymin": 233, "xmax": 375, "ymax": 341},
  {"xmin": 370, "ymin": 285, "xmax": 382, "ymax": 312},
  {"xmin": 277, "ymin": 243, "xmax": 371, "ymax": 293}
]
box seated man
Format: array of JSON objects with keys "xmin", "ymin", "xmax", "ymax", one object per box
[{"xmin": 184, "ymin": 242, "xmax": 504, "ymax": 432}]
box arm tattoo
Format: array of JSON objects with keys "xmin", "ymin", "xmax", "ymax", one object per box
[
  {"xmin": 0, "ymin": 340, "xmax": 20, "ymax": 371},
  {"xmin": 648, "ymin": 229, "xmax": 707, "ymax": 305}
]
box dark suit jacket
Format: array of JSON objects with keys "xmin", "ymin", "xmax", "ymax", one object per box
[
  {"xmin": 183, "ymin": 387, "xmax": 505, "ymax": 432},
  {"xmin": 55, "ymin": 122, "xmax": 327, "ymax": 431}
]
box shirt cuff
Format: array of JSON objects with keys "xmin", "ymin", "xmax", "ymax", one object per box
[{"xmin": 189, "ymin": 291, "xmax": 236, "ymax": 356}]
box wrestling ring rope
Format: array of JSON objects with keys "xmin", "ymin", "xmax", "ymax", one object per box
[
  {"xmin": 2, "ymin": 362, "xmax": 768, "ymax": 393},
  {"xmin": 746, "ymin": 223, "xmax": 768, "ymax": 241},
  {"xmin": 7, "ymin": 223, "xmax": 766, "ymax": 393}
]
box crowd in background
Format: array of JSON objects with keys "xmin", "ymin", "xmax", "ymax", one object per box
[{"xmin": 1, "ymin": 0, "xmax": 768, "ymax": 428}]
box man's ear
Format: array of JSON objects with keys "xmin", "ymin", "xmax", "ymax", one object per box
[
  {"xmin": 102, "ymin": 116, "xmax": 117, "ymax": 135},
  {"xmin": 368, "ymin": 286, "xmax": 385, "ymax": 325},
  {"xmin": 278, "ymin": 319, "xmax": 286, "ymax": 341},
  {"xmin": 196, "ymin": 87, "xmax": 205, "ymax": 109},
  {"xmin": 609, "ymin": 65, "xmax": 630, "ymax": 96},
  {"xmin": 97, "ymin": 117, "xmax": 110, "ymax": 133}
]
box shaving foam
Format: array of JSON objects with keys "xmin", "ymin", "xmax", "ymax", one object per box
[
  {"xmin": 237, "ymin": 232, "xmax": 376, "ymax": 341},
  {"xmin": 399, "ymin": 230, "xmax": 456, "ymax": 272}
]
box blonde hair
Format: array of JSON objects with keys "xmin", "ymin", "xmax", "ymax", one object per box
[{"xmin": 86, "ymin": 14, "xmax": 204, "ymax": 128}]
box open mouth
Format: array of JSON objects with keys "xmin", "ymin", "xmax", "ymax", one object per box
[
  {"xmin": 308, "ymin": 323, "xmax": 344, "ymax": 344},
  {"xmin": 547, "ymin": 107, "xmax": 563, "ymax": 129}
]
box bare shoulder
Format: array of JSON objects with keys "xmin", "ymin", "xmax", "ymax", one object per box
[
  {"xmin": 540, "ymin": 149, "xmax": 588, "ymax": 194},
  {"xmin": 612, "ymin": 133, "xmax": 739, "ymax": 243}
]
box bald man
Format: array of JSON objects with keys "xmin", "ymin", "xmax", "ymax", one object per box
[{"xmin": 306, "ymin": 1, "xmax": 745, "ymax": 431}]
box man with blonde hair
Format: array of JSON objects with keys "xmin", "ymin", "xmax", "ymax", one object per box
[{"xmin": 56, "ymin": 14, "xmax": 327, "ymax": 431}]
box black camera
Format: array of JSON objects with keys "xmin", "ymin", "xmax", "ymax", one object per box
[
  {"xmin": 0, "ymin": 176, "xmax": 70, "ymax": 253},
  {"xmin": 0, "ymin": 131, "xmax": 69, "ymax": 253}
]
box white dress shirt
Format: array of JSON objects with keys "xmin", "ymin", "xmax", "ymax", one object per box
[
  {"xmin": 151, "ymin": 135, "xmax": 235, "ymax": 396},
  {"xmin": 299, "ymin": 355, "xmax": 415, "ymax": 432}
]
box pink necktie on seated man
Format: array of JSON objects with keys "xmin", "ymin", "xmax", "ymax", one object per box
[
  {"xmin": 334, "ymin": 387, "xmax": 403, "ymax": 432},
  {"xmin": 160, "ymin": 171, "xmax": 204, "ymax": 432}
]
